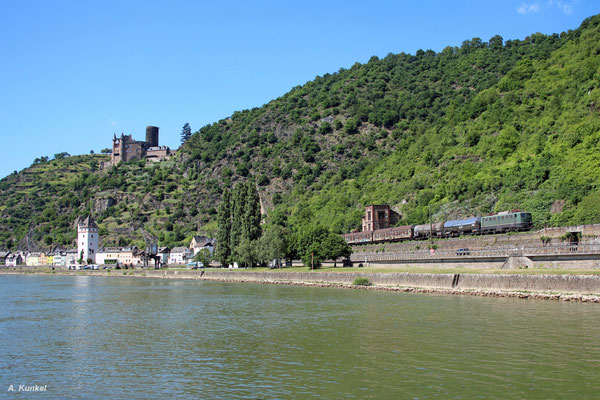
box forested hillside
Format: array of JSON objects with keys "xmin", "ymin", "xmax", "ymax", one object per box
[{"xmin": 1, "ymin": 14, "xmax": 599, "ymax": 251}]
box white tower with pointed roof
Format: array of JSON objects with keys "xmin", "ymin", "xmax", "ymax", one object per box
[{"xmin": 77, "ymin": 216, "xmax": 99, "ymax": 264}]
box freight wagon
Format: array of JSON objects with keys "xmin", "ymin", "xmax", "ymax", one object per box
[
  {"xmin": 342, "ymin": 211, "xmax": 533, "ymax": 245},
  {"xmin": 413, "ymin": 222, "xmax": 445, "ymax": 239},
  {"xmin": 372, "ymin": 225, "xmax": 413, "ymax": 243},
  {"xmin": 443, "ymin": 217, "xmax": 481, "ymax": 237},
  {"xmin": 342, "ymin": 231, "xmax": 373, "ymax": 245}
]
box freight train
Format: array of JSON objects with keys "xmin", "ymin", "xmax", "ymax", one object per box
[{"xmin": 343, "ymin": 211, "xmax": 533, "ymax": 245}]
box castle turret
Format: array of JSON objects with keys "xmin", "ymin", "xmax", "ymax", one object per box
[
  {"xmin": 146, "ymin": 126, "xmax": 159, "ymax": 147},
  {"xmin": 77, "ymin": 216, "xmax": 99, "ymax": 264}
]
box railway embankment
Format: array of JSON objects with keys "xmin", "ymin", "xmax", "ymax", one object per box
[{"xmin": 2, "ymin": 268, "xmax": 600, "ymax": 302}]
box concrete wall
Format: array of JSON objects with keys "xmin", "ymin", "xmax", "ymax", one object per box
[
  {"xmin": 116, "ymin": 269, "xmax": 600, "ymax": 295},
  {"xmin": 4, "ymin": 268, "xmax": 600, "ymax": 296}
]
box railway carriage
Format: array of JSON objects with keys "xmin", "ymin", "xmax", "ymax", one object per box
[
  {"xmin": 443, "ymin": 217, "xmax": 481, "ymax": 237},
  {"xmin": 342, "ymin": 231, "xmax": 373, "ymax": 245},
  {"xmin": 413, "ymin": 222, "xmax": 445, "ymax": 239},
  {"xmin": 343, "ymin": 210, "xmax": 533, "ymax": 245},
  {"xmin": 372, "ymin": 225, "xmax": 413, "ymax": 243},
  {"xmin": 480, "ymin": 212, "xmax": 533, "ymax": 234}
]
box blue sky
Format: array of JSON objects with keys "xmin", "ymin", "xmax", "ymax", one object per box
[{"xmin": 0, "ymin": 0, "xmax": 598, "ymax": 179}]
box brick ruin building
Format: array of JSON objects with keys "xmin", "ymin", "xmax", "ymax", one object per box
[
  {"xmin": 111, "ymin": 126, "xmax": 171, "ymax": 164},
  {"xmin": 362, "ymin": 205, "xmax": 401, "ymax": 232}
]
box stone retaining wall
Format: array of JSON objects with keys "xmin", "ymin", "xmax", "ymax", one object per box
[
  {"xmin": 4, "ymin": 268, "xmax": 600, "ymax": 296},
  {"xmin": 71, "ymin": 269, "xmax": 600, "ymax": 295}
]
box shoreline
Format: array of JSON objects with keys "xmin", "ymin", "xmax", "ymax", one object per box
[{"xmin": 2, "ymin": 268, "xmax": 600, "ymax": 303}]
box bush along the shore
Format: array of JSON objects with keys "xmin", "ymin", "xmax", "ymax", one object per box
[{"xmin": 352, "ymin": 277, "xmax": 372, "ymax": 286}]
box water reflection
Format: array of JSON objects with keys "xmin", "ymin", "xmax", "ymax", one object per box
[{"xmin": 0, "ymin": 275, "xmax": 599, "ymax": 399}]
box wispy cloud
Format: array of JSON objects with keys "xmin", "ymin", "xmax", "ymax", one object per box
[
  {"xmin": 517, "ymin": 2, "xmax": 541, "ymax": 14},
  {"xmin": 517, "ymin": 0, "xmax": 576, "ymax": 15},
  {"xmin": 549, "ymin": 0, "xmax": 574, "ymax": 15}
]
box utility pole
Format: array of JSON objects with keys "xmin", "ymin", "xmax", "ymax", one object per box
[{"xmin": 429, "ymin": 203, "xmax": 433, "ymax": 249}]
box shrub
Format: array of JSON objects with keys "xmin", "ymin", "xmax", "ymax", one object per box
[{"xmin": 352, "ymin": 277, "xmax": 372, "ymax": 286}]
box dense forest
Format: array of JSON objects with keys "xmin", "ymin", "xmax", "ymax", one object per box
[{"xmin": 1, "ymin": 14, "xmax": 599, "ymax": 251}]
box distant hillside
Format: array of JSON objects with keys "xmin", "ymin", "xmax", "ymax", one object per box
[{"xmin": 1, "ymin": 14, "xmax": 599, "ymax": 251}]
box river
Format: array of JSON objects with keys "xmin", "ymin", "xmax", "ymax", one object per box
[{"xmin": 1, "ymin": 274, "xmax": 598, "ymax": 399}]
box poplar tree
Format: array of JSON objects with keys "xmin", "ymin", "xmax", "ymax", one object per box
[
  {"xmin": 230, "ymin": 182, "xmax": 247, "ymax": 250},
  {"xmin": 243, "ymin": 181, "xmax": 261, "ymax": 241},
  {"xmin": 215, "ymin": 188, "xmax": 232, "ymax": 266}
]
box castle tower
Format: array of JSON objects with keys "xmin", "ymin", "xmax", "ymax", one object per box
[
  {"xmin": 146, "ymin": 126, "xmax": 159, "ymax": 147},
  {"xmin": 77, "ymin": 216, "xmax": 99, "ymax": 264}
]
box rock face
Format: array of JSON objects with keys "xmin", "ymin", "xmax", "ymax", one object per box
[{"xmin": 94, "ymin": 197, "xmax": 116, "ymax": 214}]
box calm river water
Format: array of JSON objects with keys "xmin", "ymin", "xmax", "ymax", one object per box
[{"xmin": 1, "ymin": 274, "xmax": 599, "ymax": 399}]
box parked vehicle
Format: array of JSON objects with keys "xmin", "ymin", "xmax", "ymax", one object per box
[
  {"xmin": 456, "ymin": 248, "xmax": 470, "ymax": 256},
  {"xmin": 187, "ymin": 262, "xmax": 204, "ymax": 269}
]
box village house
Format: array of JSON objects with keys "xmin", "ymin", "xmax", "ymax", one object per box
[
  {"xmin": 117, "ymin": 247, "xmax": 135, "ymax": 266},
  {"xmin": 189, "ymin": 236, "xmax": 215, "ymax": 255},
  {"xmin": 26, "ymin": 252, "xmax": 47, "ymax": 267},
  {"xmin": 157, "ymin": 247, "xmax": 170, "ymax": 266},
  {"xmin": 0, "ymin": 251, "xmax": 11, "ymax": 265},
  {"xmin": 132, "ymin": 248, "xmax": 144, "ymax": 266},
  {"xmin": 6, "ymin": 252, "xmax": 24, "ymax": 267},
  {"xmin": 169, "ymin": 247, "xmax": 193, "ymax": 265},
  {"xmin": 96, "ymin": 248, "xmax": 122, "ymax": 266},
  {"xmin": 65, "ymin": 249, "xmax": 78, "ymax": 266},
  {"xmin": 52, "ymin": 251, "xmax": 67, "ymax": 268}
]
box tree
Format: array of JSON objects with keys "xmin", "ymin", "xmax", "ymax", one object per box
[
  {"xmin": 215, "ymin": 189, "xmax": 232, "ymax": 266},
  {"xmin": 194, "ymin": 248, "xmax": 213, "ymax": 267},
  {"xmin": 230, "ymin": 182, "xmax": 246, "ymax": 250},
  {"xmin": 100, "ymin": 148, "xmax": 112, "ymax": 154},
  {"xmin": 257, "ymin": 225, "xmax": 288, "ymax": 264},
  {"xmin": 181, "ymin": 123, "xmax": 192, "ymax": 144},
  {"xmin": 321, "ymin": 233, "xmax": 352, "ymax": 267},
  {"xmin": 243, "ymin": 181, "xmax": 261, "ymax": 242},
  {"xmin": 293, "ymin": 226, "xmax": 352, "ymax": 268},
  {"xmin": 233, "ymin": 238, "xmax": 258, "ymax": 268}
]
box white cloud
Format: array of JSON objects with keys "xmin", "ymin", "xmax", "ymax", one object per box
[
  {"xmin": 517, "ymin": 0, "xmax": 576, "ymax": 15},
  {"xmin": 517, "ymin": 2, "xmax": 540, "ymax": 14},
  {"xmin": 549, "ymin": 0, "xmax": 574, "ymax": 14}
]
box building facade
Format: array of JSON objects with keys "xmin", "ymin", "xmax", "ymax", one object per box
[
  {"xmin": 169, "ymin": 247, "xmax": 193, "ymax": 265},
  {"xmin": 78, "ymin": 217, "xmax": 99, "ymax": 263},
  {"xmin": 111, "ymin": 126, "xmax": 171, "ymax": 164},
  {"xmin": 189, "ymin": 236, "xmax": 215, "ymax": 255},
  {"xmin": 362, "ymin": 205, "xmax": 401, "ymax": 232},
  {"xmin": 6, "ymin": 253, "xmax": 24, "ymax": 266}
]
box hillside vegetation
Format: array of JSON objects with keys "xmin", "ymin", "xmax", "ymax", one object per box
[{"xmin": 1, "ymin": 14, "xmax": 599, "ymax": 251}]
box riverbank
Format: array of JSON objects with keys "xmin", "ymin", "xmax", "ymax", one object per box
[{"xmin": 3, "ymin": 267, "xmax": 600, "ymax": 302}]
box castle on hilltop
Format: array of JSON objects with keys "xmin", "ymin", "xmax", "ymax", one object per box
[{"xmin": 111, "ymin": 126, "xmax": 171, "ymax": 164}]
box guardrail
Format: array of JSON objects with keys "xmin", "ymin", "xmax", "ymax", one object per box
[{"xmin": 351, "ymin": 243, "xmax": 600, "ymax": 262}]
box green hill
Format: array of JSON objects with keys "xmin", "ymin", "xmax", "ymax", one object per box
[{"xmin": 1, "ymin": 14, "xmax": 600, "ymax": 251}]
